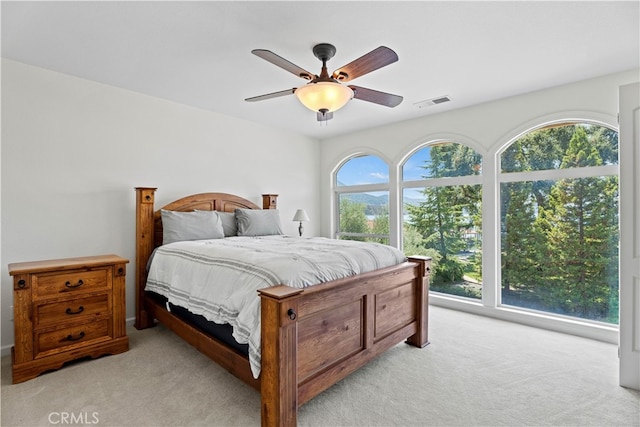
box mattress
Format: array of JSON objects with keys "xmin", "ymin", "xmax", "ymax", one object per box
[{"xmin": 147, "ymin": 291, "xmax": 249, "ymax": 356}]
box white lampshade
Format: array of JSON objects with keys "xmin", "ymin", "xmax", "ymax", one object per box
[
  {"xmin": 292, "ymin": 209, "xmax": 310, "ymax": 222},
  {"xmin": 295, "ymin": 81, "xmax": 354, "ymax": 113}
]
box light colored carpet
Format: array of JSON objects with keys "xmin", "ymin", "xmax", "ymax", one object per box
[{"xmin": 1, "ymin": 306, "xmax": 638, "ymax": 426}]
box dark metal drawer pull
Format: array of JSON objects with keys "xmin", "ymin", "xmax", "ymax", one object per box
[
  {"xmin": 64, "ymin": 279, "xmax": 84, "ymax": 288},
  {"xmin": 65, "ymin": 306, "xmax": 84, "ymax": 315},
  {"xmin": 63, "ymin": 331, "xmax": 85, "ymax": 342}
]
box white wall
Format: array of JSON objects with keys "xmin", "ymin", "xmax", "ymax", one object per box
[{"xmin": 1, "ymin": 59, "xmax": 320, "ymax": 353}]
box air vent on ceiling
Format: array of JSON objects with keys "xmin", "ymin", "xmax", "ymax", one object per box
[{"xmin": 413, "ymin": 96, "xmax": 451, "ymax": 109}]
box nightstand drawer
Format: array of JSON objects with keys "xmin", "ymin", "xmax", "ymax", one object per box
[
  {"xmin": 33, "ymin": 268, "xmax": 111, "ymax": 298},
  {"xmin": 35, "ymin": 293, "xmax": 111, "ymax": 328},
  {"xmin": 35, "ymin": 319, "xmax": 111, "ymax": 357}
]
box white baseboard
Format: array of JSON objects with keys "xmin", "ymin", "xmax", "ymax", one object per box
[{"xmin": 1, "ymin": 344, "xmax": 12, "ymax": 358}]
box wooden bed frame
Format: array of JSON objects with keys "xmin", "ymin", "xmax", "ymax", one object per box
[{"xmin": 134, "ymin": 187, "xmax": 431, "ymax": 426}]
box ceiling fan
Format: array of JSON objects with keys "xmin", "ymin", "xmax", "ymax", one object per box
[{"xmin": 245, "ymin": 43, "xmax": 403, "ymax": 122}]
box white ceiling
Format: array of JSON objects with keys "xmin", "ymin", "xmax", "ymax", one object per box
[{"xmin": 2, "ymin": 1, "xmax": 639, "ymax": 140}]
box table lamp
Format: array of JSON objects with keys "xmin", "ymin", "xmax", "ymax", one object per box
[{"xmin": 292, "ymin": 209, "xmax": 310, "ymax": 236}]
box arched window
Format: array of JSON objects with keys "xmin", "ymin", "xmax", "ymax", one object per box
[
  {"xmin": 335, "ymin": 154, "xmax": 390, "ymax": 244},
  {"xmin": 500, "ymin": 123, "xmax": 619, "ymax": 324},
  {"xmin": 402, "ymin": 142, "xmax": 483, "ymax": 300}
]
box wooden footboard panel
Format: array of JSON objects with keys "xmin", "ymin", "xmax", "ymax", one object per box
[{"xmin": 259, "ymin": 256, "xmax": 430, "ymax": 426}]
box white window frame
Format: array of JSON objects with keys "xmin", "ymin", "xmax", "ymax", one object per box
[
  {"xmin": 400, "ymin": 141, "xmax": 483, "ymax": 300},
  {"xmin": 334, "ymin": 154, "xmax": 392, "ymax": 243},
  {"xmin": 328, "ymin": 118, "xmax": 620, "ymax": 344},
  {"xmin": 496, "ymin": 123, "xmax": 619, "ymax": 318},
  {"xmin": 435, "ymin": 119, "xmax": 620, "ymax": 344}
]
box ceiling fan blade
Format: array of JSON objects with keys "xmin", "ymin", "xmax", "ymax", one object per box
[
  {"xmin": 349, "ymin": 85, "xmax": 403, "ymax": 107},
  {"xmin": 332, "ymin": 46, "xmax": 398, "ymax": 82},
  {"xmin": 244, "ymin": 88, "xmax": 296, "ymax": 102},
  {"xmin": 252, "ymin": 49, "xmax": 315, "ymax": 80},
  {"xmin": 317, "ymin": 111, "xmax": 334, "ymax": 122}
]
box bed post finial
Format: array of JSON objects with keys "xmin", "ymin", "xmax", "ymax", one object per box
[
  {"xmin": 135, "ymin": 187, "xmax": 157, "ymax": 330},
  {"xmin": 262, "ymin": 194, "xmax": 278, "ymax": 210}
]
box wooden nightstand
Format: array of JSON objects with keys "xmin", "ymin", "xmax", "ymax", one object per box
[
  {"xmin": 262, "ymin": 194, "xmax": 278, "ymax": 210},
  {"xmin": 8, "ymin": 254, "xmax": 129, "ymax": 383}
]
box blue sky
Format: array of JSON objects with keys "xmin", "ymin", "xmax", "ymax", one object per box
[
  {"xmin": 337, "ymin": 148, "xmax": 431, "ymax": 186},
  {"xmin": 402, "ymin": 148, "xmax": 431, "ymax": 181},
  {"xmin": 337, "ymin": 155, "xmax": 388, "ymax": 185}
]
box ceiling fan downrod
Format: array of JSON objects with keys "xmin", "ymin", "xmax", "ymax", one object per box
[{"xmin": 313, "ymin": 43, "xmax": 338, "ymax": 82}]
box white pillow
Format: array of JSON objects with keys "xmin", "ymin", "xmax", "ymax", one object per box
[
  {"xmin": 161, "ymin": 210, "xmax": 225, "ymax": 245},
  {"xmin": 217, "ymin": 211, "xmax": 238, "ymax": 237},
  {"xmin": 235, "ymin": 209, "xmax": 283, "ymax": 237},
  {"xmin": 195, "ymin": 210, "xmax": 238, "ymax": 237}
]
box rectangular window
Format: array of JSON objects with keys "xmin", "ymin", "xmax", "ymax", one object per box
[
  {"xmin": 337, "ymin": 191, "xmax": 389, "ymax": 244},
  {"xmin": 403, "ymin": 185, "xmax": 482, "ymax": 300},
  {"xmin": 500, "ymin": 178, "xmax": 619, "ymax": 324}
]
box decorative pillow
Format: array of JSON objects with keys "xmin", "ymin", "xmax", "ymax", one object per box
[
  {"xmin": 217, "ymin": 211, "xmax": 238, "ymax": 237},
  {"xmin": 161, "ymin": 210, "xmax": 225, "ymax": 245},
  {"xmin": 235, "ymin": 209, "xmax": 283, "ymax": 237}
]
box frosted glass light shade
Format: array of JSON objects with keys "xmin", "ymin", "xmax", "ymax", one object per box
[{"xmin": 295, "ymin": 82, "xmax": 354, "ymax": 113}]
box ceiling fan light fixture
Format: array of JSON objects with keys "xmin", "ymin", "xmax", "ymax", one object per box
[{"xmin": 295, "ymin": 81, "xmax": 354, "ymax": 113}]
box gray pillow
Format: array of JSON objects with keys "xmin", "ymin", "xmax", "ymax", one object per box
[
  {"xmin": 161, "ymin": 210, "xmax": 225, "ymax": 245},
  {"xmin": 235, "ymin": 209, "xmax": 283, "ymax": 236},
  {"xmin": 217, "ymin": 211, "xmax": 238, "ymax": 237}
]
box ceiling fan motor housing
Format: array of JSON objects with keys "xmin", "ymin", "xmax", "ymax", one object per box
[{"xmin": 313, "ymin": 43, "xmax": 337, "ymax": 62}]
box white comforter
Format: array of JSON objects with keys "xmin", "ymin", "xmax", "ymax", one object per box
[{"xmin": 145, "ymin": 235, "xmax": 406, "ymax": 378}]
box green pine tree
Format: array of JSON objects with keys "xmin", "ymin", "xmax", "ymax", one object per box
[
  {"xmin": 501, "ymin": 181, "xmax": 544, "ymax": 298},
  {"xmin": 406, "ymin": 143, "xmax": 481, "ymax": 284},
  {"xmin": 537, "ymin": 127, "xmax": 619, "ymax": 320}
]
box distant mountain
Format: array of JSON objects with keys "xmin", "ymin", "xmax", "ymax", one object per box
[
  {"xmin": 404, "ymin": 197, "xmax": 422, "ymax": 207},
  {"xmin": 342, "ymin": 193, "xmax": 386, "ymax": 206},
  {"xmin": 341, "ymin": 193, "xmax": 422, "ymax": 208}
]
